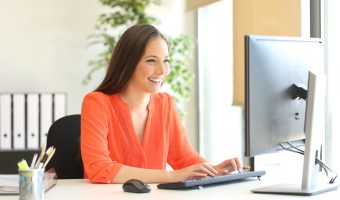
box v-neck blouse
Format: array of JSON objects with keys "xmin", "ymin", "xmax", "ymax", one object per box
[{"xmin": 80, "ymin": 92, "xmax": 205, "ymax": 183}]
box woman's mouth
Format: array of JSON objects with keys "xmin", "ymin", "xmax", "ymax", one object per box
[{"xmin": 148, "ymin": 77, "xmax": 162, "ymax": 84}]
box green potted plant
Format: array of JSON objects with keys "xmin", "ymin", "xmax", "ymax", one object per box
[{"xmin": 84, "ymin": 0, "xmax": 194, "ymax": 118}]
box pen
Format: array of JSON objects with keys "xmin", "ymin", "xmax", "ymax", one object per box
[
  {"xmin": 36, "ymin": 146, "xmax": 54, "ymax": 169},
  {"xmin": 17, "ymin": 159, "xmax": 30, "ymax": 170},
  {"xmin": 35, "ymin": 143, "xmax": 46, "ymax": 168},
  {"xmin": 30, "ymin": 153, "xmax": 38, "ymax": 168}
]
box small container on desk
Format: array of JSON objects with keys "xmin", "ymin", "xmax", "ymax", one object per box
[{"xmin": 19, "ymin": 168, "xmax": 45, "ymax": 200}]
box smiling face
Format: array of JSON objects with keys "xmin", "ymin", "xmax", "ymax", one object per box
[{"xmin": 126, "ymin": 36, "xmax": 170, "ymax": 94}]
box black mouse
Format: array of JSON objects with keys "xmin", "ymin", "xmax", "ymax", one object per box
[{"xmin": 122, "ymin": 179, "xmax": 151, "ymax": 193}]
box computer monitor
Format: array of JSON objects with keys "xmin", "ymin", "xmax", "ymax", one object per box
[
  {"xmin": 245, "ymin": 35, "xmax": 338, "ymax": 195},
  {"xmin": 245, "ymin": 35, "xmax": 315, "ymax": 157}
]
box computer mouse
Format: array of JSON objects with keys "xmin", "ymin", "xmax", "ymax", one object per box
[{"xmin": 122, "ymin": 179, "xmax": 151, "ymax": 193}]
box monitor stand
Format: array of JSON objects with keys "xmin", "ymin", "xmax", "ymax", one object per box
[
  {"xmin": 252, "ymin": 72, "xmax": 339, "ymax": 196},
  {"xmin": 252, "ymin": 182, "xmax": 339, "ymax": 196}
]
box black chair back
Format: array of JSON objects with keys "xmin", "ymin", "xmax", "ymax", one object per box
[{"xmin": 46, "ymin": 114, "xmax": 83, "ymax": 179}]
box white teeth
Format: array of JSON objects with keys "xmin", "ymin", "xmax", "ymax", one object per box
[{"xmin": 148, "ymin": 77, "xmax": 162, "ymax": 83}]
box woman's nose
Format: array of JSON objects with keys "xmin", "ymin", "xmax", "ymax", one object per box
[{"xmin": 157, "ymin": 62, "xmax": 168, "ymax": 75}]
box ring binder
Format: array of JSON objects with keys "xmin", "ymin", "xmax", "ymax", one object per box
[
  {"xmin": 27, "ymin": 94, "xmax": 39, "ymax": 149},
  {"xmin": 0, "ymin": 94, "xmax": 12, "ymax": 150},
  {"xmin": 13, "ymin": 94, "xmax": 25, "ymax": 150}
]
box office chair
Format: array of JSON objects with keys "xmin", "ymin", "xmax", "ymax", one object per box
[{"xmin": 45, "ymin": 114, "xmax": 84, "ymax": 179}]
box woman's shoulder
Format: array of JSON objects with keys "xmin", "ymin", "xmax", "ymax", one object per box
[
  {"xmin": 152, "ymin": 92, "xmax": 172, "ymax": 101},
  {"xmin": 151, "ymin": 92, "xmax": 175, "ymax": 108},
  {"xmin": 82, "ymin": 91, "xmax": 116, "ymax": 108},
  {"xmin": 82, "ymin": 92, "xmax": 120, "ymax": 115},
  {"xmin": 84, "ymin": 91, "xmax": 112, "ymax": 101}
]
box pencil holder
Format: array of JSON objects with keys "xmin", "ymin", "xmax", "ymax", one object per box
[{"xmin": 19, "ymin": 168, "xmax": 45, "ymax": 200}]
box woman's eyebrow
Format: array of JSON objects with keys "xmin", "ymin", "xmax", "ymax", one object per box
[
  {"xmin": 144, "ymin": 55, "xmax": 169, "ymax": 59},
  {"xmin": 145, "ymin": 55, "xmax": 157, "ymax": 59}
]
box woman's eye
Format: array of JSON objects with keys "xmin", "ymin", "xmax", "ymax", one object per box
[
  {"xmin": 164, "ymin": 59, "xmax": 170, "ymax": 63},
  {"xmin": 146, "ymin": 59, "xmax": 156, "ymax": 63}
]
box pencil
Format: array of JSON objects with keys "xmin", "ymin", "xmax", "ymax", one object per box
[
  {"xmin": 35, "ymin": 143, "xmax": 46, "ymax": 168},
  {"xmin": 43, "ymin": 148, "xmax": 56, "ymax": 169}
]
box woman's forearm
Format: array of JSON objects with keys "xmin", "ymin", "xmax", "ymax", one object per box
[
  {"xmin": 113, "ymin": 165, "xmax": 173, "ymax": 183},
  {"xmin": 113, "ymin": 161, "xmax": 219, "ymax": 184}
]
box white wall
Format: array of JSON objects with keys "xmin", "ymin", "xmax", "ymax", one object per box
[
  {"xmin": 0, "ymin": 0, "xmax": 104, "ymax": 114},
  {"xmin": 197, "ymin": 0, "xmax": 244, "ymax": 164},
  {"xmin": 0, "ymin": 0, "xmax": 199, "ymax": 148}
]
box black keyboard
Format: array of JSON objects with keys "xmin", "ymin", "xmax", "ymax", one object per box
[{"xmin": 157, "ymin": 170, "xmax": 265, "ymax": 190}]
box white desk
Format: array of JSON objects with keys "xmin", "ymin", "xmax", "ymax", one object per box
[{"xmin": 2, "ymin": 178, "xmax": 339, "ymax": 200}]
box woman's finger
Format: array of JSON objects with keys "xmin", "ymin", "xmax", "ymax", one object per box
[
  {"xmin": 192, "ymin": 172, "xmax": 208, "ymax": 178},
  {"xmin": 233, "ymin": 157, "xmax": 243, "ymax": 172},
  {"xmin": 202, "ymin": 162, "xmax": 218, "ymax": 174},
  {"xmin": 196, "ymin": 164, "xmax": 215, "ymax": 176},
  {"xmin": 243, "ymin": 165, "xmax": 251, "ymax": 170},
  {"xmin": 227, "ymin": 159, "xmax": 238, "ymax": 173}
]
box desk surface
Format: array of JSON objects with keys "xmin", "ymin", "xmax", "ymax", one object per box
[{"xmin": 2, "ymin": 177, "xmax": 339, "ymax": 200}]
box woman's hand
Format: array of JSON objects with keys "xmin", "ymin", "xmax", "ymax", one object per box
[
  {"xmin": 170, "ymin": 162, "xmax": 218, "ymax": 182},
  {"xmin": 169, "ymin": 158, "xmax": 250, "ymax": 182},
  {"xmin": 213, "ymin": 157, "xmax": 251, "ymax": 176}
]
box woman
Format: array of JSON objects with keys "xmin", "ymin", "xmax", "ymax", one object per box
[{"xmin": 81, "ymin": 24, "xmax": 248, "ymax": 184}]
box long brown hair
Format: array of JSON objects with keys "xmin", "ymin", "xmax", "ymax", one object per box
[{"xmin": 95, "ymin": 24, "xmax": 167, "ymax": 94}]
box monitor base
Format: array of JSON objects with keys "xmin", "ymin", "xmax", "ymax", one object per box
[{"xmin": 252, "ymin": 183, "xmax": 339, "ymax": 196}]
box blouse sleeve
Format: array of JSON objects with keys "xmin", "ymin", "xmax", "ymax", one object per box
[
  {"xmin": 166, "ymin": 95, "xmax": 206, "ymax": 169},
  {"xmin": 80, "ymin": 93, "xmax": 123, "ymax": 183}
]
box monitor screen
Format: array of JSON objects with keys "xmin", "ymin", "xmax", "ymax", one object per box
[{"xmin": 245, "ymin": 35, "xmax": 323, "ymax": 157}]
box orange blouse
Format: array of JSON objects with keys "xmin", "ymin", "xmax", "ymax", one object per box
[{"xmin": 80, "ymin": 92, "xmax": 205, "ymax": 183}]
